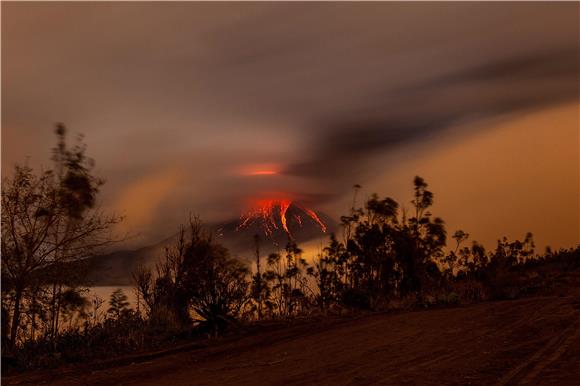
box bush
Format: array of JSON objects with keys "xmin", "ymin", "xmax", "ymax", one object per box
[
  {"xmin": 11, "ymin": 312, "xmax": 175, "ymax": 370},
  {"xmin": 341, "ymin": 288, "xmax": 371, "ymax": 310}
]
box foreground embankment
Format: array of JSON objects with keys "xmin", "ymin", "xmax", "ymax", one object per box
[{"xmin": 4, "ymin": 289, "xmax": 580, "ymax": 386}]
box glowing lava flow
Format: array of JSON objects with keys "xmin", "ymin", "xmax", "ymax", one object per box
[
  {"xmin": 300, "ymin": 206, "xmax": 327, "ymax": 233},
  {"xmin": 237, "ymin": 199, "xmax": 327, "ymax": 237},
  {"xmin": 279, "ymin": 200, "xmax": 291, "ymax": 234}
]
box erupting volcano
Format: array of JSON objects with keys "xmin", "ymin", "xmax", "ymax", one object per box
[
  {"xmin": 237, "ymin": 198, "xmax": 327, "ymax": 238},
  {"xmin": 214, "ymin": 193, "xmax": 334, "ymax": 255}
]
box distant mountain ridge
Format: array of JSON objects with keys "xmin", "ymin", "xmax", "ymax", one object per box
[{"xmin": 83, "ymin": 210, "xmax": 336, "ymax": 286}]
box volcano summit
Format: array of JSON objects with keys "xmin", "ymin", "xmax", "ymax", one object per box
[{"xmin": 214, "ymin": 198, "xmax": 334, "ymax": 256}]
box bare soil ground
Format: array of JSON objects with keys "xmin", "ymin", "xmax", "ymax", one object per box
[{"xmin": 5, "ymin": 292, "xmax": 580, "ymax": 386}]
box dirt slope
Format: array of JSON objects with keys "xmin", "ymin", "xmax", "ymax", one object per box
[{"xmin": 5, "ymin": 294, "xmax": 580, "ymax": 386}]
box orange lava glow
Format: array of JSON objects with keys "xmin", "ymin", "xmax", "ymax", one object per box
[
  {"xmin": 247, "ymin": 170, "xmax": 278, "ymax": 176},
  {"xmin": 237, "ymin": 197, "xmax": 326, "ymax": 237},
  {"xmin": 300, "ymin": 206, "xmax": 327, "ymax": 233},
  {"xmin": 279, "ymin": 200, "xmax": 291, "ymax": 234},
  {"xmin": 237, "ymin": 164, "xmax": 281, "ymax": 176}
]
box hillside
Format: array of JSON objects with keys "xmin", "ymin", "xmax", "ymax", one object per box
[{"xmin": 6, "ymin": 282, "xmax": 580, "ymax": 385}]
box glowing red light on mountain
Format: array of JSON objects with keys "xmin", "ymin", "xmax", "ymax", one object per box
[
  {"xmin": 237, "ymin": 198, "xmax": 327, "ymax": 237},
  {"xmin": 247, "ymin": 170, "xmax": 278, "ymax": 176},
  {"xmin": 237, "ymin": 164, "xmax": 281, "ymax": 176}
]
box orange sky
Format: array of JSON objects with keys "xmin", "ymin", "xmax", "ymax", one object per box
[{"xmin": 353, "ymin": 102, "xmax": 579, "ymax": 252}]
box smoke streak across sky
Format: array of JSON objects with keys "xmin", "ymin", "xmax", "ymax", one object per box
[{"xmin": 2, "ymin": 2, "xmax": 578, "ymax": 250}]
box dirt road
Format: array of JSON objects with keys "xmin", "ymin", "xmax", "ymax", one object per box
[{"xmin": 6, "ymin": 295, "xmax": 580, "ymax": 386}]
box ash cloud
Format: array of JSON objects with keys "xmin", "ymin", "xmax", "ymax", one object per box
[{"xmin": 285, "ymin": 49, "xmax": 579, "ymax": 187}]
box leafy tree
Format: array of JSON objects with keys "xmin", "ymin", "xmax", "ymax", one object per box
[
  {"xmin": 325, "ymin": 177, "xmax": 448, "ymax": 308},
  {"xmin": 308, "ymin": 234, "xmax": 346, "ymax": 311},
  {"xmin": 134, "ymin": 218, "xmax": 250, "ymax": 335},
  {"xmin": 60, "ymin": 288, "xmax": 90, "ymax": 328},
  {"xmin": 1, "ymin": 124, "xmax": 120, "ymax": 349},
  {"xmin": 107, "ymin": 289, "xmax": 131, "ymax": 319},
  {"xmin": 132, "ymin": 264, "xmax": 154, "ymax": 316},
  {"xmin": 264, "ymin": 252, "xmax": 286, "ymax": 316},
  {"xmin": 398, "ymin": 176, "xmax": 446, "ymax": 296},
  {"xmin": 249, "ymin": 234, "xmax": 268, "ymax": 319},
  {"xmin": 261, "ymin": 239, "xmax": 311, "ymax": 318}
]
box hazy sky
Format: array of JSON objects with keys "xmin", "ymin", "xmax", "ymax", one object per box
[{"xmin": 2, "ymin": 2, "xmax": 579, "ymax": 250}]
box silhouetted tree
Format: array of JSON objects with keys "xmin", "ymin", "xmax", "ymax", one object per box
[
  {"xmin": 134, "ymin": 218, "xmax": 250, "ymax": 335},
  {"xmin": 261, "ymin": 239, "xmax": 311, "ymax": 317},
  {"xmin": 107, "ymin": 289, "xmax": 131, "ymax": 319},
  {"xmin": 132, "ymin": 264, "xmax": 154, "ymax": 316},
  {"xmin": 56, "ymin": 288, "xmax": 90, "ymax": 330},
  {"xmin": 1, "ymin": 124, "xmax": 120, "ymax": 349},
  {"xmin": 308, "ymin": 234, "xmax": 346, "ymax": 311},
  {"xmin": 398, "ymin": 176, "xmax": 446, "ymax": 296},
  {"xmin": 324, "ymin": 177, "xmax": 448, "ymax": 308},
  {"xmin": 250, "ymin": 234, "xmax": 267, "ymax": 319}
]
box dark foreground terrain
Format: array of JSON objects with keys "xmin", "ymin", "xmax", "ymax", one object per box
[{"xmin": 5, "ymin": 289, "xmax": 580, "ymax": 386}]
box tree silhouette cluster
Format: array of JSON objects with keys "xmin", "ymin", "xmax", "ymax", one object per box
[
  {"xmin": 133, "ymin": 219, "xmax": 249, "ymax": 336},
  {"xmin": 248, "ymin": 178, "xmax": 579, "ymax": 316},
  {"xmin": 1, "ymin": 125, "xmax": 120, "ymax": 357}
]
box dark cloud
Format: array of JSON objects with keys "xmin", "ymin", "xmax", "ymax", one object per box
[
  {"xmin": 285, "ymin": 48, "xmax": 579, "ymax": 185},
  {"xmin": 418, "ymin": 49, "xmax": 579, "ymax": 88}
]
